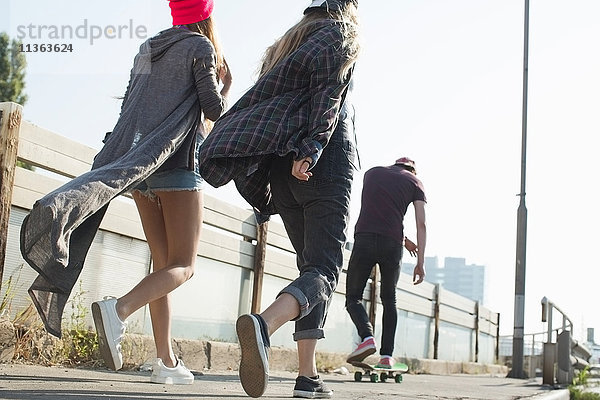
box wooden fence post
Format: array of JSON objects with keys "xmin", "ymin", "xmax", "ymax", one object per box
[
  {"xmin": 368, "ymin": 264, "xmax": 379, "ymax": 331},
  {"xmin": 433, "ymin": 284, "xmax": 440, "ymax": 359},
  {"xmin": 250, "ymin": 221, "xmax": 268, "ymax": 314},
  {"xmin": 495, "ymin": 313, "xmax": 501, "ymax": 363},
  {"xmin": 0, "ymin": 102, "xmax": 23, "ymax": 289},
  {"xmin": 474, "ymin": 301, "xmax": 480, "ymax": 363}
]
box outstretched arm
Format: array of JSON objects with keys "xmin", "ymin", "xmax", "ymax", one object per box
[{"xmin": 412, "ymin": 200, "xmax": 427, "ymax": 285}]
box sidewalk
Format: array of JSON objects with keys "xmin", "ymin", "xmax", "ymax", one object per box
[{"xmin": 0, "ymin": 363, "xmax": 569, "ymax": 400}]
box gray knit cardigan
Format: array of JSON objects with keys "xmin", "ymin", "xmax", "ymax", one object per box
[{"xmin": 20, "ymin": 27, "xmax": 227, "ymax": 337}]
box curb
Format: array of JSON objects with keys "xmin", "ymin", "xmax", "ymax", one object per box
[
  {"xmin": 120, "ymin": 333, "xmax": 508, "ymax": 376},
  {"xmin": 527, "ymin": 389, "xmax": 569, "ymax": 400}
]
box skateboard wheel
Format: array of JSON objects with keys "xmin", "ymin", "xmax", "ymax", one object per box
[
  {"xmin": 395, "ymin": 374, "xmax": 403, "ymax": 383},
  {"xmin": 380, "ymin": 372, "xmax": 388, "ymax": 382},
  {"xmin": 354, "ymin": 371, "xmax": 362, "ymax": 382},
  {"xmin": 370, "ymin": 374, "xmax": 378, "ymax": 383}
]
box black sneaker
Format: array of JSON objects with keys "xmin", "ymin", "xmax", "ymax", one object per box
[
  {"xmin": 293, "ymin": 376, "xmax": 332, "ymax": 399},
  {"xmin": 236, "ymin": 314, "xmax": 270, "ymax": 398}
]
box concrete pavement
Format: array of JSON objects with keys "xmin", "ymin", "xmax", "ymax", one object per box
[{"xmin": 0, "ymin": 363, "xmax": 569, "ymax": 400}]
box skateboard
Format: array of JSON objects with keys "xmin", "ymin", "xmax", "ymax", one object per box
[{"xmin": 350, "ymin": 361, "xmax": 408, "ymax": 383}]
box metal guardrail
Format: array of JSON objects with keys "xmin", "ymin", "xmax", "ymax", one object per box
[
  {"xmin": 541, "ymin": 297, "xmax": 573, "ymax": 342},
  {"xmin": 541, "ymin": 296, "xmax": 591, "ymax": 385},
  {"xmin": 500, "ymin": 297, "xmax": 593, "ymax": 381}
]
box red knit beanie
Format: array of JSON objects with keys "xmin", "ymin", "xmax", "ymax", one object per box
[{"xmin": 169, "ymin": 0, "xmax": 214, "ymax": 25}]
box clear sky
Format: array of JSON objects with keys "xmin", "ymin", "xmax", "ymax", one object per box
[{"xmin": 2, "ymin": 0, "xmax": 599, "ymax": 341}]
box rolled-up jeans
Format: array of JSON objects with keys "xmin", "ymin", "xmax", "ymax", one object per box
[
  {"xmin": 345, "ymin": 232, "xmax": 403, "ymax": 356},
  {"xmin": 270, "ymin": 123, "xmax": 355, "ymax": 341}
]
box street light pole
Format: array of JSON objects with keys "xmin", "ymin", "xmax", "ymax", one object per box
[{"xmin": 508, "ymin": 0, "xmax": 529, "ymax": 379}]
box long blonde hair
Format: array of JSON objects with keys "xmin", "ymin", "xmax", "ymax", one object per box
[{"xmin": 259, "ymin": 3, "xmax": 360, "ymax": 81}]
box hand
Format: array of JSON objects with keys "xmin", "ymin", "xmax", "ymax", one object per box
[
  {"xmin": 412, "ymin": 264, "xmax": 425, "ymax": 285},
  {"xmin": 291, "ymin": 157, "xmax": 313, "ymax": 181},
  {"xmin": 404, "ymin": 237, "xmax": 417, "ymax": 257},
  {"xmin": 219, "ymin": 58, "xmax": 232, "ymax": 93}
]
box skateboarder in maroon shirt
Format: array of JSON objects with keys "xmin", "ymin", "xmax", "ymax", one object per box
[{"xmin": 345, "ymin": 157, "xmax": 427, "ymax": 368}]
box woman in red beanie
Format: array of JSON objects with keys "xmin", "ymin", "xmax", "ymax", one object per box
[{"xmin": 90, "ymin": 0, "xmax": 231, "ymax": 384}]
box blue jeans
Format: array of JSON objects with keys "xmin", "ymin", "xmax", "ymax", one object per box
[
  {"xmin": 270, "ymin": 112, "xmax": 356, "ymax": 341},
  {"xmin": 345, "ymin": 232, "xmax": 403, "ymax": 356}
]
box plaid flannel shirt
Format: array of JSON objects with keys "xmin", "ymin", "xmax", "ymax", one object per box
[{"xmin": 198, "ymin": 19, "xmax": 354, "ymax": 215}]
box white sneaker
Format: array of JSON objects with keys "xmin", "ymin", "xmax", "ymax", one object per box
[
  {"xmin": 91, "ymin": 297, "xmax": 127, "ymax": 370},
  {"xmin": 151, "ymin": 358, "xmax": 194, "ymax": 385}
]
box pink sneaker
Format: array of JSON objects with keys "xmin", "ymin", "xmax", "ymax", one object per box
[
  {"xmin": 346, "ymin": 337, "xmax": 376, "ymax": 363},
  {"xmin": 375, "ymin": 356, "xmax": 395, "ymax": 369}
]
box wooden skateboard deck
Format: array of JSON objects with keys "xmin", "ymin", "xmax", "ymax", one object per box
[{"xmin": 350, "ymin": 361, "xmax": 408, "ymax": 383}]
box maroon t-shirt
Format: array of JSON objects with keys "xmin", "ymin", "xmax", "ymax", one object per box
[{"xmin": 354, "ymin": 165, "xmax": 427, "ymax": 244}]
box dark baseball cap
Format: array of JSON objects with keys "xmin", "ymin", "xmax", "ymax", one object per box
[
  {"xmin": 395, "ymin": 157, "xmax": 416, "ymax": 168},
  {"xmin": 304, "ymin": 0, "xmax": 358, "ymax": 14}
]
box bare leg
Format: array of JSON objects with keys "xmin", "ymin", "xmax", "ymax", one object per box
[
  {"xmin": 260, "ymin": 293, "xmax": 300, "ymax": 335},
  {"xmin": 117, "ymin": 190, "xmax": 203, "ymax": 367},
  {"xmin": 297, "ymin": 339, "xmax": 318, "ymax": 377},
  {"xmin": 260, "ymin": 295, "xmax": 318, "ymax": 378}
]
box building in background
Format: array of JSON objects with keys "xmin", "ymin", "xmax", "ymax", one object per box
[{"xmin": 404, "ymin": 256, "xmax": 487, "ymax": 304}]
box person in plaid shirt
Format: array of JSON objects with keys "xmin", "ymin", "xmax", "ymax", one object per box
[{"xmin": 198, "ymin": 1, "xmax": 359, "ymax": 397}]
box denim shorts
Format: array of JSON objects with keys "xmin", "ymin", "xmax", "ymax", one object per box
[{"xmin": 131, "ymin": 168, "xmax": 204, "ymax": 198}]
